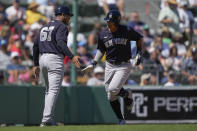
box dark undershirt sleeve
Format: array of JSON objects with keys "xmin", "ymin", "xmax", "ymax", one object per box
[{"xmin": 33, "ymin": 34, "xmax": 40, "ymax": 66}]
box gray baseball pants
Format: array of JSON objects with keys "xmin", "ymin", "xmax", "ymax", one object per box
[
  {"xmin": 105, "ymin": 61, "xmax": 132, "ymax": 101},
  {"xmin": 39, "ymin": 53, "xmax": 64, "ymax": 123}
]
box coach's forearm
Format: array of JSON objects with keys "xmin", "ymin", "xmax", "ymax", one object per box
[
  {"xmin": 33, "ymin": 43, "xmax": 40, "ymax": 66},
  {"xmin": 93, "ymin": 49, "xmax": 104, "ymax": 62},
  {"xmin": 57, "ymin": 40, "xmax": 74, "ymax": 59}
]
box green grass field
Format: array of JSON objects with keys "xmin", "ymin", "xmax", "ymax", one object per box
[{"xmin": 0, "ymin": 124, "xmax": 197, "ymax": 131}]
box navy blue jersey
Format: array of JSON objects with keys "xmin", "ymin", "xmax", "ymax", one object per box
[
  {"xmin": 97, "ymin": 25, "xmax": 143, "ymax": 62},
  {"xmin": 34, "ymin": 20, "xmax": 69, "ymax": 54}
]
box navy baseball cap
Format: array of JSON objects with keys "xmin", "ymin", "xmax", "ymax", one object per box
[
  {"xmin": 55, "ymin": 6, "xmax": 73, "ymax": 16},
  {"xmin": 14, "ymin": 0, "xmax": 20, "ymax": 3},
  {"xmin": 104, "ymin": 10, "xmax": 121, "ymax": 24}
]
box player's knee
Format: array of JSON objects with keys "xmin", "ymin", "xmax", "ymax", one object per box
[
  {"xmin": 107, "ymin": 90, "xmax": 120, "ymax": 101},
  {"xmin": 118, "ymin": 88, "xmax": 129, "ymax": 98}
]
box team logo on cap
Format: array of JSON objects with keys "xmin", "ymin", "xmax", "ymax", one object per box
[{"xmin": 109, "ymin": 14, "xmax": 113, "ymax": 18}]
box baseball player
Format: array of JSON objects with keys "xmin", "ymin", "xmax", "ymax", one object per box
[
  {"xmin": 84, "ymin": 10, "xmax": 144, "ymax": 124},
  {"xmin": 33, "ymin": 6, "xmax": 81, "ymax": 126}
]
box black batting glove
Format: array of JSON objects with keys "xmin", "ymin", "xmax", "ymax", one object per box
[{"xmin": 91, "ymin": 60, "xmax": 97, "ymax": 68}]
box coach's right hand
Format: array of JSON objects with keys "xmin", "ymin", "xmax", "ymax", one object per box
[{"xmin": 72, "ymin": 56, "xmax": 81, "ymax": 68}]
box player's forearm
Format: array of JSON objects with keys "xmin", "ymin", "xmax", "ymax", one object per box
[
  {"xmin": 136, "ymin": 38, "xmax": 144, "ymax": 54},
  {"xmin": 93, "ymin": 49, "xmax": 104, "ymax": 63},
  {"xmin": 57, "ymin": 40, "xmax": 74, "ymax": 59}
]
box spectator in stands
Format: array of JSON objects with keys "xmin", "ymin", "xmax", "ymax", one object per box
[
  {"xmin": 62, "ymin": 71, "xmax": 71, "ymax": 87},
  {"xmin": 172, "ymin": 32, "xmax": 187, "ymax": 57},
  {"xmin": 7, "ymin": 34, "xmax": 22, "ymax": 56},
  {"xmin": 158, "ymin": 0, "xmax": 180, "ymax": 33},
  {"xmin": 177, "ymin": 0, "xmax": 194, "ymax": 34},
  {"xmin": 26, "ymin": 1, "xmax": 47, "ymax": 25},
  {"xmin": 87, "ymin": 66, "xmax": 104, "ymax": 86},
  {"xmin": 13, "ymin": 19, "xmax": 26, "ymax": 39},
  {"xmin": 5, "ymin": 0, "xmax": 26, "ymax": 24},
  {"xmin": 161, "ymin": 45, "xmax": 182, "ymax": 71},
  {"xmin": 97, "ymin": 0, "xmax": 125, "ymax": 18},
  {"xmin": 88, "ymin": 22, "xmax": 102, "ymax": 53},
  {"xmin": 161, "ymin": 26, "xmax": 172, "ymax": 46},
  {"xmin": 0, "ymin": 3, "xmax": 6, "ymax": 24},
  {"xmin": 141, "ymin": 48, "xmax": 163, "ymax": 73},
  {"xmin": 21, "ymin": 46, "xmax": 33, "ymax": 67},
  {"xmin": 193, "ymin": 22, "xmax": 197, "ymax": 44},
  {"xmin": 164, "ymin": 70, "xmax": 177, "ymax": 86},
  {"xmin": 140, "ymin": 73, "xmax": 151, "ymax": 86},
  {"xmin": 29, "ymin": 0, "xmax": 55, "ymax": 20},
  {"xmin": 6, "ymin": 52, "xmax": 35, "ymax": 84},
  {"xmin": 142, "ymin": 24, "xmax": 154, "ymax": 49},
  {"xmin": 24, "ymin": 33, "xmax": 34, "ymax": 55},
  {"xmin": 151, "ymin": 34, "xmax": 163, "ymax": 50},
  {"xmin": 182, "ymin": 47, "xmax": 197, "ymax": 85},
  {"xmin": 30, "ymin": 19, "xmax": 45, "ymax": 33},
  {"xmin": 67, "ymin": 23, "xmax": 87, "ymax": 49},
  {"xmin": 160, "ymin": 0, "xmax": 169, "ymax": 9},
  {"xmin": 0, "ymin": 19, "xmax": 10, "ymax": 44},
  {"xmin": 77, "ymin": 43, "xmax": 92, "ymax": 67},
  {"xmin": 127, "ymin": 11, "xmax": 145, "ymax": 33},
  {"xmin": 188, "ymin": 0, "xmax": 197, "ymax": 17},
  {"xmin": 6, "ymin": 52, "xmax": 25, "ymax": 84},
  {"xmin": 0, "ymin": 44, "xmax": 11, "ymax": 70}
]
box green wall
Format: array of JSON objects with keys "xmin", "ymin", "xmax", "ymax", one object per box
[{"xmin": 0, "ymin": 85, "xmax": 117, "ymax": 124}]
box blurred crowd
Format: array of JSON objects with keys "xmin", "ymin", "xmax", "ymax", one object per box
[{"xmin": 0, "ymin": 0, "xmax": 196, "ymax": 86}]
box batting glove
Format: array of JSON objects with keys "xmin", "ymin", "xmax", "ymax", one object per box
[
  {"xmin": 135, "ymin": 51, "xmax": 142, "ymax": 66},
  {"xmin": 91, "ymin": 60, "xmax": 97, "ymax": 68}
]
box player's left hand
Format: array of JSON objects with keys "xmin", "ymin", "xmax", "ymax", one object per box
[{"xmin": 33, "ymin": 66, "xmax": 40, "ymax": 79}]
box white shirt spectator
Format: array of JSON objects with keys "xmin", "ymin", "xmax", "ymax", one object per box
[
  {"xmin": 166, "ymin": 57, "xmax": 182, "ymax": 71},
  {"xmin": 87, "ymin": 66, "xmax": 104, "ymax": 86},
  {"xmin": 188, "ymin": 0, "xmax": 197, "ymax": 6},
  {"xmin": 97, "ymin": 0, "xmax": 117, "ymax": 7},
  {"xmin": 62, "ymin": 80, "xmax": 71, "ymax": 87},
  {"xmin": 5, "ymin": 5, "xmax": 25, "ymax": 21},
  {"xmin": 164, "ymin": 81, "xmax": 175, "ymax": 86},
  {"xmin": 0, "ymin": 50, "xmax": 11, "ymax": 70},
  {"xmin": 67, "ymin": 31, "xmax": 87, "ymax": 48},
  {"xmin": 176, "ymin": 44, "xmax": 187, "ymax": 56},
  {"xmin": 177, "ymin": 0, "xmax": 194, "ymax": 32},
  {"xmin": 87, "ymin": 77, "xmax": 104, "ymax": 86},
  {"xmin": 158, "ymin": 5, "xmax": 180, "ymax": 33}
]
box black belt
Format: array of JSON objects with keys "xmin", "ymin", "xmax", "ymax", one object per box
[{"xmin": 107, "ymin": 60, "xmax": 130, "ymax": 65}]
